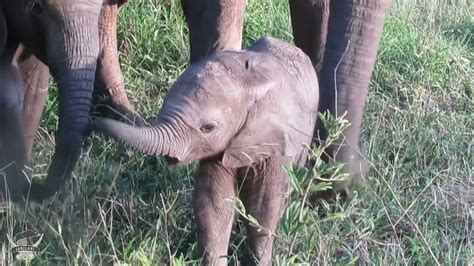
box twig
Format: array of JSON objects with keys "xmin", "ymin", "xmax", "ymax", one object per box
[
  {"xmin": 333, "ymin": 40, "xmax": 351, "ymax": 117},
  {"xmin": 393, "ymin": 171, "xmax": 442, "ymax": 227}
]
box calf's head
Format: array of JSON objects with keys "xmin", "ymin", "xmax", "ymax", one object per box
[{"xmin": 94, "ymin": 50, "xmax": 317, "ymax": 168}]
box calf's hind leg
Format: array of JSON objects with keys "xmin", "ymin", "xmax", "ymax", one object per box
[{"xmin": 193, "ymin": 159, "xmax": 237, "ymax": 265}]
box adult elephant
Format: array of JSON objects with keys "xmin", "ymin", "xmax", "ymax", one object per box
[
  {"xmin": 0, "ymin": 0, "xmax": 142, "ymax": 201},
  {"xmin": 181, "ymin": 0, "xmax": 390, "ymax": 198},
  {"xmin": 16, "ymin": 0, "xmax": 144, "ymax": 159}
]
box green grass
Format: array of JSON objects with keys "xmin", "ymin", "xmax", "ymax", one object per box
[{"xmin": 2, "ymin": 0, "xmax": 473, "ymax": 264}]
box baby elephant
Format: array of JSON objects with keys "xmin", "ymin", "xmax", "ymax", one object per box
[{"xmin": 94, "ymin": 36, "xmax": 319, "ymax": 265}]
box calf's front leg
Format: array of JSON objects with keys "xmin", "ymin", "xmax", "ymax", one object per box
[
  {"xmin": 193, "ymin": 159, "xmax": 237, "ymax": 265},
  {"xmin": 238, "ymin": 157, "xmax": 292, "ymax": 266}
]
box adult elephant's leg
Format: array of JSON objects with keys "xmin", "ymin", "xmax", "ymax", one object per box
[
  {"xmin": 0, "ymin": 55, "xmax": 28, "ymax": 201},
  {"xmin": 14, "ymin": 48, "xmax": 50, "ymax": 158},
  {"xmin": 289, "ymin": 0, "xmax": 330, "ymax": 73},
  {"xmin": 316, "ymin": 0, "xmax": 390, "ymax": 195},
  {"xmin": 238, "ymin": 157, "xmax": 291, "ymax": 266},
  {"xmin": 181, "ymin": 0, "xmax": 246, "ymax": 63},
  {"xmin": 94, "ymin": 2, "xmax": 145, "ymax": 126},
  {"xmin": 193, "ymin": 159, "xmax": 237, "ymax": 266}
]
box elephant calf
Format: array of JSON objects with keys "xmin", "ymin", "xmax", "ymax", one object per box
[{"xmin": 93, "ymin": 36, "xmax": 319, "ymax": 265}]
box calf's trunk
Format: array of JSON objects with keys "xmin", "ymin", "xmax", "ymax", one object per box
[{"xmin": 93, "ymin": 118, "xmax": 181, "ymax": 160}]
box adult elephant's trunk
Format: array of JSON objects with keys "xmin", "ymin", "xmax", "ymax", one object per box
[
  {"xmin": 93, "ymin": 118, "xmax": 181, "ymax": 160},
  {"xmin": 30, "ymin": 14, "xmax": 100, "ymax": 200}
]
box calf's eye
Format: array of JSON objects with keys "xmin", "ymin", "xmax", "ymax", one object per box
[{"xmin": 200, "ymin": 121, "xmax": 218, "ymax": 134}]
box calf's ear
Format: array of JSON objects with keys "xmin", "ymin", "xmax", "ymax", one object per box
[{"xmin": 222, "ymin": 77, "xmax": 312, "ymax": 169}]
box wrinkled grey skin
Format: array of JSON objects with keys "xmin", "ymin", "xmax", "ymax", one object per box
[
  {"xmin": 94, "ymin": 37, "xmax": 319, "ymax": 265},
  {"xmin": 17, "ymin": 1, "xmax": 143, "ymax": 159},
  {"xmin": 0, "ymin": 62, "xmax": 27, "ymax": 202},
  {"xmin": 182, "ymin": 0, "xmax": 391, "ymax": 201},
  {"xmin": 16, "ymin": 48, "xmax": 50, "ymax": 161},
  {"xmin": 0, "ymin": 0, "xmax": 143, "ymax": 201},
  {"xmin": 93, "ymin": 1, "xmax": 145, "ymax": 126},
  {"xmin": 0, "ymin": 0, "xmax": 103, "ymax": 201}
]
